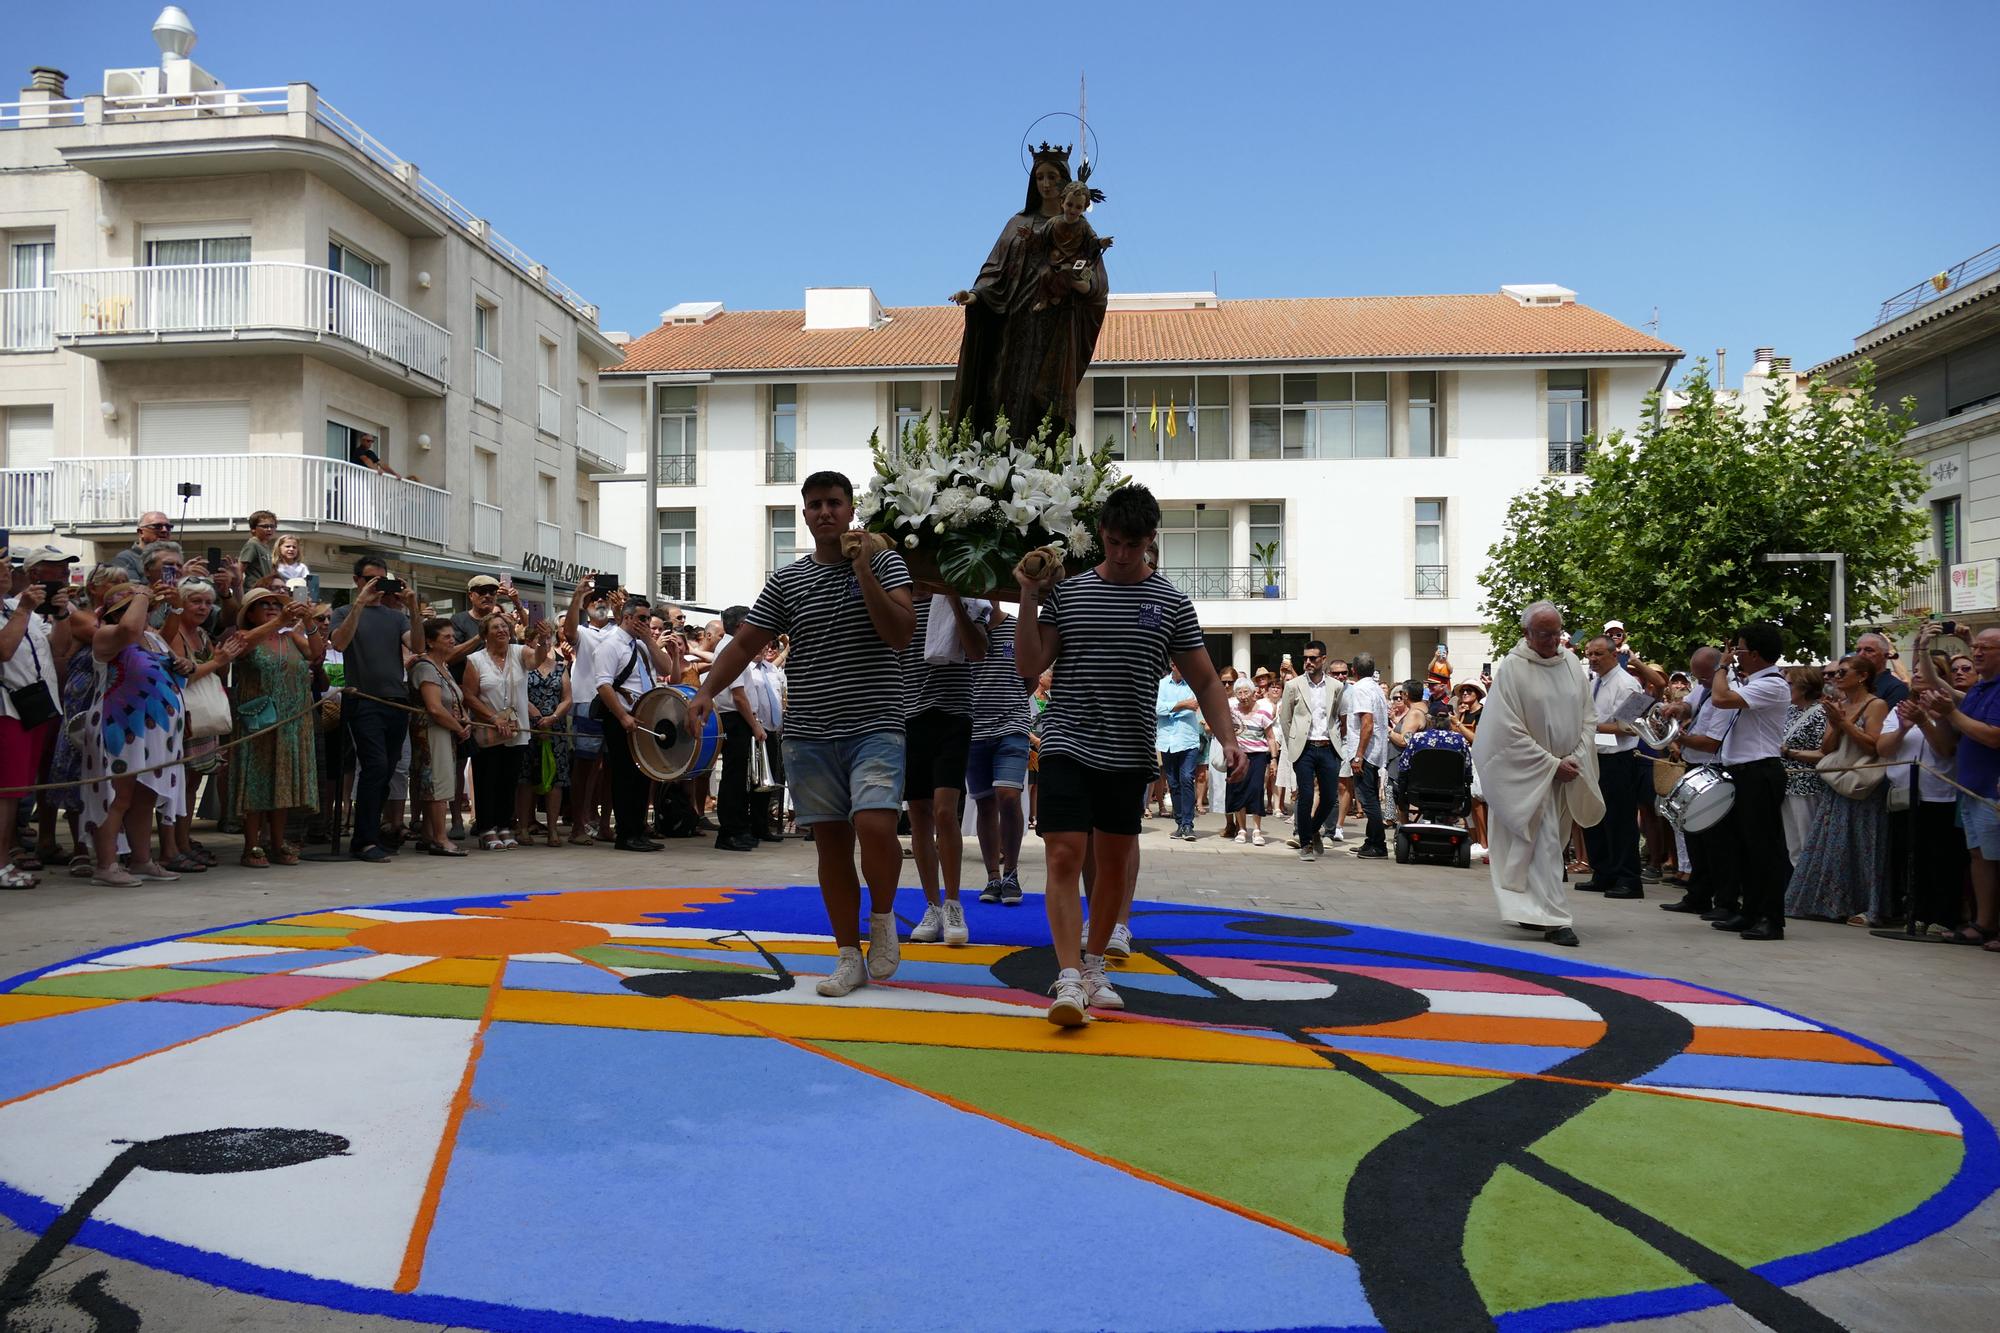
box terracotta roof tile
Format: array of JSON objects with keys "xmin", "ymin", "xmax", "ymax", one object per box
[{"xmin": 604, "ymin": 293, "xmax": 1678, "ymax": 375}]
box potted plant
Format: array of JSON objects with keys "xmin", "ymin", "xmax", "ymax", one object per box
[{"xmin": 1254, "ymin": 541, "xmax": 1282, "ymax": 599}]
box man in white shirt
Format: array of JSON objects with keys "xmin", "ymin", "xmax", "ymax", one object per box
[
  {"xmin": 1345, "ymin": 652, "xmax": 1391, "ymax": 858},
  {"xmin": 1581, "ymin": 636, "xmax": 1646, "ymax": 898},
  {"xmin": 562, "ymin": 580, "xmax": 620, "ymax": 844},
  {"xmin": 1660, "ymin": 645, "xmax": 1727, "ymax": 917},
  {"xmin": 591, "ymin": 593, "xmax": 681, "ymax": 852},
  {"xmin": 1702, "ymin": 622, "xmax": 1794, "ymax": 940},
  {"xmin": 746, "ymin": 643, "xmax": 786, "ymax": 842}
]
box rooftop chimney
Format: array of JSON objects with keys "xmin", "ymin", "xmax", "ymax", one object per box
[
  {"xmin": 662, "ymin": 301, "xmax": 724, "ymax": 326},
  {"xmin": 1501, "ymin": 283, "xmax": 1577, "ymax": 307},
  {"xmin": 26, "ymin": 67, "xmax": 68, "ymax": 96}
]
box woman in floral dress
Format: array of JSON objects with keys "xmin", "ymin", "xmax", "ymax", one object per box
[
  {"xmin": 1784, "ymin": 656, "xmax": 1888, "ymax": 924},
  {"xmin": 1776, "ymin": 665, "xmax": 1829, "ymax": 865},
  {"xmin": 81, "ymin": 583, "xmax": 187, "ymax": 887},
  {"xmin": 226, "ymin": 589, "xmax": 323, "ymax": 868},
  {"xmin": 518, "ymin": 621, "xmax": 573, "ymax": 847}
]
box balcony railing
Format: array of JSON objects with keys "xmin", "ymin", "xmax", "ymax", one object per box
[
  {"xmin": 1415, "ymin": 565, "xmax": 1449, "ymax": 598},
  {"xmin": 1159, "ymin": 566, "xmax": 1285, "ymax": 599},
  {"xmin": 1, "ymin": 467, "xmax": 52, "ymax": 529},
  {"xmin": 50, "ymin": 454, "xmax": 449, "ymax": 544},
  {"xmin": 575, "ymin": 531, "xmax": 626, "ymax": 580},
  {"xmin": 52, "ymin": 262, "xmax": 450, "ymax": 385},
  {"xmin": 766, "ymin": 449, "xmax": 797, "ymax": 484},
  {"xmin": 1877, "ymin": 242, "xmax": 2000, "ymax": 327},
  {"xmin": 536, "ymin": 384, "xmax": 562, "ymax": 437},
  {"xmin": 1895, "ymin": 574, "xmax": 1942, "ymax": 617},
  {"xmin": 658, "ymin": 454, "xmax": 698, "ymax": 486},
  {"xmin": 472, "ymin": 501, "xmax": 502, "ymax": 558},
  {"xmin": 473, "ymin": 348, "xmax": 502, "ymax": 409},
  {"xmin": 535, "ymin": 520, "xmax": 561, "ymax": 562},
  {"xmin": 1548, "ymin": 441, "xmax": 1590, "ymax": 474},
  {"xmin": 657, "ymin": 568, "xmax": 698, "ymax": 602},
  {"xmin": 577, "ymin": 405, "xmax": 627, "ymax": 472},
  {"xmin": 1, "ymin": 288, "xmax": 54, "ymax": 351}
]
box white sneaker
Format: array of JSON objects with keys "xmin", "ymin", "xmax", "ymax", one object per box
[
  {"xmin": 1471, "ymin": 841, "xmax": 1486, "ymax": 859},
  {"xmin": 1330, "ymin": 826, "xmax": 1346, "ymax": 842},
  {"xmin": 1106, "ymin": 922, "xmax": 1133, "ymax": 960},
  {"xmin": 1047, "ymin": 970, "xmax": 1090, "ymax": 1027},
  {"xmin": 1234, "ymin": 830, "xmax": 1248, "ymax": 844},
  {"xmin": 910, "ymin": 903, "xmax": 944, "ymax": 943},
  {"xmin": 1083, "ymin": 957, "xmax": 1125, "ymax": 1011},
  {"xmin": 816, "ymin": 947, "xmax": 868, "ymax": 997},
  {"xmin": 942, "ymin": 899, "xmax": 969, "ymax": 946},
  {"xmin": 866, "ymin": 912, "xmax": 901, "ymax": 980}
]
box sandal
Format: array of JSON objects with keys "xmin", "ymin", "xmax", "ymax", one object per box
[
  {"xmin": 162, "ymin": 853, "xmax": 207, "ymax": 874},
  {"xmin": 480, "ymin": 834, "xmax": 503, "ymax": 851},
  {"xmin": 9, "ymin": 849, "xmax": 42, "ymax": 873},
  {"xmin": 1, "ymin": 863, "xmax": 39, "ymax": 890},
  {"xmin": 1984, "ymin": 938, "xmax": 2000, "ymax": 954},
  {"xmin": 33, "ymin": 841, "xmax": 63, "ymax": 864},
  {"xmin": 568, "ymin": 829, "xmax": 594, "ymax": 846},
  {"xmin": 69, "ymin": 853, "xmax": 92, "ymax": 878},
  {"xmin": 190, "ymin": 841, "xmax": 219, "ymax": 867},
  {"xmin": 270, "ymin": 846, "xmax": 300, "ymax": 867},
  {"xmin": 1946, "ymin": 924, "xmax": 1998, "ymax": 946},
  {"xmin": 240, "ymin": 846, "xmax": 270, "ymax": 869}
]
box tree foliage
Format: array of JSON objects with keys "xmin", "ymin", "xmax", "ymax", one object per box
[{"xmin": 1478, "ymin": 361, "xmax": 1929, "ymax": 662}]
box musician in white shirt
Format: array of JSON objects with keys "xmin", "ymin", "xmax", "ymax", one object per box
[
  {"xmin": 1701, "ymin": 623, "xmax": 1794, "ymax": 941},
  {"xmin": 1581, "ymin": 636, "xmax": 1645, "ymax": 897}
]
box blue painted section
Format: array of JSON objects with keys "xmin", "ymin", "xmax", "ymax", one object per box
[
  {"xmin": 1632, "ymin": 1054, "xmax": 1937, "ymax": 1103},
  {"xmin": 1106, "ymin": 970, "xmax": 1220, "ymax": 998},
  {"xmin": 502, "ymin": 960, "xmax": 637, "ymax": 996},
  {"xmin": 175, "ymin": 949, "xmax": 366, "ymax": 975},
  {"xmin": 0, "ymin": 1002, "xmax": 264, "ymax": 1104},
  {"xmin": 417, "ymin": 1021, "xmax": 1373, "ymax": 1332},
  {"xmin": 1315, "ymin": 1033, "xmax": 1585, "ymax": 1076}
]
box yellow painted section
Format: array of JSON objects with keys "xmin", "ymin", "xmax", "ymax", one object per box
[{"xmin": 0, "ymin": 993, "xmax": 117, "ymax": 1026}]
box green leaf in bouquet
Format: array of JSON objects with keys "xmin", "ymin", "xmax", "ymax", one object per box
[{"xmin": 937, "ymin": 534, "xmax": 1007, "ymax": 597}]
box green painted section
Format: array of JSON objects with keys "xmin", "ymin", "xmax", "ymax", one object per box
[
  {"xmin": 17, "ymin": 968, "xmax": 244, "ymax": 1000},
  {"xmin": 304, "ymin": 980, "xmax": 485, "ymax": 1020},
  {"xmin": 186, "ymin": 924, "xmax": 353, "ymax": 940},
  {"xmin": 578, "ymin": 946, "xmax": 767, "ymax": 973},
  {"xmin": 831, "ymin": 1040, "xmax": 1420, "ymax": 1243},
  {"xmin": 1464, "ymin": 1164, "xmax": 1694, "ymax": 1313},
  {"xmin": 1531, "ymin": 1087, "xmax": 1963, "ymax": 1266}
]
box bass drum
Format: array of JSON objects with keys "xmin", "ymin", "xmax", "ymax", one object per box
[
  {"xmin": 629, "ymin": 684, "xmax": 721, "ymax": 782},
  {"xmin": 1656, "ymin": 765, "xmax": 1735, "ymax": 833}
]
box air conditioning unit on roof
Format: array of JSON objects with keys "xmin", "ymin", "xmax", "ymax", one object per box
[{"xmin": 103, "ymin": 67, "xmax": 163, "ymax": 99}]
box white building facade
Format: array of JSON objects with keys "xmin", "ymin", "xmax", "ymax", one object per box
[
  {"xmin": 0, "ymin": 11, "xmax": 628, "ymax": 611},
  {"xmin": 598, "ymin": 284, "xmax": 1678, "ymax": 679}
]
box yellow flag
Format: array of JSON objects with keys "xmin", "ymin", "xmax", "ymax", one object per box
[
  {"xmin": 1149, "ymin": 393, "xmax": 1158, "ymax": 430},
  {"xmin": 1165, "ymin": 394, "xmax": 1177, "ymax": 438}
]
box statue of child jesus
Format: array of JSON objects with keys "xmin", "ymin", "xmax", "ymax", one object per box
[{"xmin": 1033, "ymin": 180, "xmax": 1114, "ymax": 312}]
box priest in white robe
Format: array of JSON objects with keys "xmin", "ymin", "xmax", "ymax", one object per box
[{"xmin": 1470, "ymin": 601, "xmax": 1605, "ymax": 946}]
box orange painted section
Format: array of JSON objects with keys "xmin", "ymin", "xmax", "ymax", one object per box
[
  {"xmin": 455, "ymin": 887, "xmax": 763, "ymax": 923},
  {"xmin": 346, "ymin": 918, "xmax": 610, "ymax": 959}
]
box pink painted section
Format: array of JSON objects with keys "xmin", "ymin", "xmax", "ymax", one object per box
[
  {"xmin": 154, "ymin": 975, "xmax": 362, "ymax": 1009},
  {"xmin": 1167, "ymin": 954, "xmax": 1558, "ymax": 995},
  {"xmin": 1583, "ymin": 976, "xmax": 1744, "ymax": 1004}
]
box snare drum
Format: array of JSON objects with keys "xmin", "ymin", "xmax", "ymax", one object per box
[
  {"xmin": 629, "ymin": 684, "xmax": 721, "ymax": 782},
  {"xmin": 1656, "ymin": 765, "xmax": 1735, "ymax": 833}
]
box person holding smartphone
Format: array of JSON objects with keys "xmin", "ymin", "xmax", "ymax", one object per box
[
  {"xmin": 329, "ymin": 555, "xmax": 420, "ymax": 862},
  {"xmin": 1, "ymin": 545, "xmax": 80, "ymax": 887}
]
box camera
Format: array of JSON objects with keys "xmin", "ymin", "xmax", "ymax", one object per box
[
  {"xmin": 592, "ymin": 572, "xmax": 617, "ymax": 594},
  {"xmin": 376, "ymin": 575, "xmax": 403, "ymax": 595},
  {"xmin": 1942, "ymin": 620, "xmax": 1958, "ymax": 637},
  {"xmin": 35, "ymin": 581, "xmax": 63, "ymax": 617},
  {"xmin": 175, "ymin": 482, "xmax": 201, "ymax": 499}
]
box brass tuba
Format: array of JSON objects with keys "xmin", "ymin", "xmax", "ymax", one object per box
[{"xmin": 1630, "ymin": 700, "xmax": 1682, "ymax": 749}]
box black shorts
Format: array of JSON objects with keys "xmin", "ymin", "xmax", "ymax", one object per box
[
  {"xmin": 904, "ymin": 708, "xmax": 973, "ymax": 802},
  {"xmin": 1036, "ymin": 755, "xmax": 1150, "ymax": 837}
]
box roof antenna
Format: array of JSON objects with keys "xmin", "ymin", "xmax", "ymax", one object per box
[{"xmin": 1645, "ymin": 305, "xmax": 1659, "ymax": 335}]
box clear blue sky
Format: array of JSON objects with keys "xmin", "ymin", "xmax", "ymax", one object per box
[{"xmin": 20, "ymin": 0, "xmax": 2000, "ymax": 377}]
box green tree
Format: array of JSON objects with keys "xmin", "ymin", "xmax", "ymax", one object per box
[{"xmin": 1477, "ymin": 360, "xmax": 1928, "ymax": 662}]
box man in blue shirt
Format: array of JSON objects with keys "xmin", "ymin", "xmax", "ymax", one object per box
[
  {"xmin": 1925, "ymin": 625, "xmax": 2000, "ymax": 947},
  {"xmin": 1155, "ymin": 663, "xmax": 1201, "ymax": 840}
]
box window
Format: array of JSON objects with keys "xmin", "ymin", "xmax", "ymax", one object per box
[
  {"xmin": 473, "ymin": 449, "xmax": 497, "ymax": 505},
  {"xmin": 892, "ymin": 381, "xmax": 924, "ymax": 450},
  {"xmin": 137, "ymin": 400, "xmax": 248, "ymax": 455},
  {"xmin": 1091, "ymin": 375, "xmax": 1230, "ymax": 461},
  {"xmin": 657, "ymin": 385, "xmax": 697, "ymax": 485},
  {"xmin": 1548, "ymin": 370, "xmax": 1591, "ymax": 473},
  {"xmin": 1407, "ymin": 372, "xmax": 1439, "ymax": 457},
  {"xmin": 538, "ymin": 338, "xmax": 558, "ymax": 389},
  {"xmin": 1202, "ymin": 633, "xmax": 1234, "ymax": 673},
  {"xmin": 576, "ymin": 491, "xmax": 593, "ymax": 535},
  {"xmin": 771, "ymin": 383, "xmax": 798, "ymax": 451},
  {"xmin": 1249, "ymin": 503, "xmax": 1283, "ymax": 568},
  {"xmin": 537, "ymin": 473, "xmax": 556, "ymax": 523},
  {"xmin": 3, "ymin": 404, "xmax": 54, "ymax": 470},
  {"xmin": 768, "ymin": 506, "xmax": 799, "ymax": 572},
  {"xmin": 327, "ymin": 240, "xmax": 381, "ymax": 292},
  {"xmin": 325, "ymin": 420, "xmax": 385, "ymax": 468},
  {"xmin": 658, "ymin": 508, "xmax": 698, "ymax": 601},
  {"xmin": 5, "ymin": 239, "xmax": 52, "ymax": 347},
  {"xmin": 473, "ymin": 301, "xmax": 497, "ymax": 354},
  {"xmin": 1249, "ymin": 373, "xmax": 1388, "ymax": 459},
  {"xmin": 1160, "ymin": 507, "xmax": 1229, "ymax": 568},
  {"xmin": 1415, "ymin": 499, "xmax": 1446, "ymax": 597},
  {"xmin": 1935, "ymin": 497, "xmax": 1963, "ymax": 566},
  {"xmin": 142, "ymin": 232, "xmax": 249, "ymax": 328}
]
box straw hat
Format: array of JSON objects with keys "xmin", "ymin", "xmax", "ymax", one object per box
[{"xmin": 236, "ymin": 587, "xmax": 287, "ymax": 628}]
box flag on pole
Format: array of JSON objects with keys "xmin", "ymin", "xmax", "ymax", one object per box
[
  {"xmin": 1149, "ymin": 394, "xmax": 1158, "ymax": 431},
  {"xmin": 1166, "ymin": 394, "xmax": 1178, "ymax": 439}
]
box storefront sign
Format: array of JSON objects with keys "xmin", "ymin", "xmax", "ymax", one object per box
[
  {"xmin": 1927, "ymin": 453, "xmax": 1965, "ymax": 489},
  {"xmin": 1948, "ymin": 559, "xmax": 1999, "ymax": 613},
  {"xmin": 519, "ymin": 552, "xmax": 588, "ymax": 585}
]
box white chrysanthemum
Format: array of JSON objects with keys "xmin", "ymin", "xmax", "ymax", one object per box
[{"xmin": 1066, "ymin": 522, "xmax": 1094, "ymax": 554}]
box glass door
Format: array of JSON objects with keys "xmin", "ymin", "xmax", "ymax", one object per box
[
  {"xmin": 658, "ymin": 509, "xmax": 697, "ymax": 602},
  {"xmin": 142, "ymin": 235, "xmax": 249, "ymax": 330}
]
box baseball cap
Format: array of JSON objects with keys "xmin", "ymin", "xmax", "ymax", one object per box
[
  {"xmin": 467, "ymin": 575, "xmax": 501, "ymax": 592},
  {"xmin": 1604, "ymin": 619, "xmax": 1626, "ymax": 632},
  {"xmin": 11, "ymin": 544, "xmax": 79, "ymax": 566}
]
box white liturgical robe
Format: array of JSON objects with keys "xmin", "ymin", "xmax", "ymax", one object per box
[{"xmin": 1470, "ymin": 639, "xmax": 1606, "ymax": 928}]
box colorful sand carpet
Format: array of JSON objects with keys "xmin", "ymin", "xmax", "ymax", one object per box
[{"xmin": 0, "ymin": 884, "xmax": 1992, "ymax": 1332}]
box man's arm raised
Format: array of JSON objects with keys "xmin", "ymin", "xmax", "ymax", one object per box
[{"xmin": 684, "ymin": 626, "xmax": 774, "ymax": 736}]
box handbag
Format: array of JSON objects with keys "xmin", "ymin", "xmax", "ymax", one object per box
[
  {"xmin": 235, "ymin": 693, "xmax": 279, "ymax": 733},
  {"xmin": 182, "ymin": 672, "xmax": 232, "ymax": 739},
  {"xmin": 5, "ymin": 633, "xmax": 59, "ymax": 729},
  {"xmin": 1816, "ymin": 732, "xmax": 1885, "ymax": 801}
]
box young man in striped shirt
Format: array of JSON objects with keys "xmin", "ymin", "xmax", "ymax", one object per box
[
  {"xmin": 1016, "ymin": 484, "xmax": 1244, "ymax": 1026},
  {"xmin": 688, "ymin": 471, "xmax": 916, "ymax": 997},
  {"xmin": 903, "ymin": 592, "xmax": 989, "ymax": 946},
  {"xmin": 971, "ymin": 605, "xmax": 1035, "ymax": 906}
]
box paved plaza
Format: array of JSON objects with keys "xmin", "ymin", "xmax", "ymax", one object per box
[{"xmin": 2, "ymin": 812, "xmax": 1997, "ymax": 1332}]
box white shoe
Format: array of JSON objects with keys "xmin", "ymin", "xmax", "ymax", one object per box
[
  {"xmin": 910, "ymin": 903, "xmax": 944, "ymax": 943},
  {"xmin": 1106, "ymin": 922, "xmax": 1132, "ymax": 960},
  {"xmin": 866, "ymin": 912, "xmax": 901, "ymax": 980},
  {"xmin": 816, "ymin": 947, "xmax": 868, "ymax": 997},
  {"xmin": 1329, "ymin": 826, "xmax": 1346, "ymax": 842},
  {"xmin": 1083, "ymin": 957, "xmax": 1125, "ymax": 1011},
  {"xmin": 1234, "ymin": 830, "xmax": 1248, "ymax": 844},
  {"xmin": 942, "ymin": 899, "xmax": 969, "ymax": 946},
  {"xmin": 1047, "ymin": 970, "xmax": 1090, "ymax": 1027},
  {"xmin": 1471, "ymin": 841, "xmax": 1486, "ymax": 859}
]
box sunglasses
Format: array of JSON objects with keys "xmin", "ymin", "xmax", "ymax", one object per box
[{"xmin": 142, "ymin": 522, "xmax": 173, "ymax": 532}]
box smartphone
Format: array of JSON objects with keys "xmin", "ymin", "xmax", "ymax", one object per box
[
  {"xmin": 1942, "ymin": 620, "xmax": 1958, "ymax": 637},
  {"xmin": 376, "ymin": 575, "xmax": 403, "ymax": 595},
  {"xmin": 1481, "ymin": 662, "xmax": 1492, "ymax": 676},
  {"xmin": 161, "ymin": 563, "xmax": 181, "ymax": 586},
  {"xmin": 592, "ymin": 572, "xmax": 617, "ymax": 594},
  {"xmin": 285, "ymin": 577, "xmax": 308, "ymax": 593},
  {"xmin": 36, "ymin": 581, "xmax": 63, "ymax": 616},
  {"xmin": 207, "ymin": 545, "xmax": 223, "ymax": 568}
]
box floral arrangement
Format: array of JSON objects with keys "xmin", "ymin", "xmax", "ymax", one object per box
[{"xmin": 858, "ymin": 414, "xmax": 1126, "ymax": 596}]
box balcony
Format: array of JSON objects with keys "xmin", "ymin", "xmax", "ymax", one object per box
[
  {"xmin": 657, "ymin": 568, "xmax": 698, "ymax": 602},
  {"xmin": 1415, "ymin": 565, "xmax": 1449, "ymax": 598},
  {"xmin": 473, "ymin": 348, "xmax": 502, "ymax": 409},
  {"xmin": 1, "ymin": 468, "xmax": 52, "ymax": 529},
  {"xmin": 1547, "ymin": 442, "xmax": 1589, "ymax": 475},
  {"xmin": 1, "ymin": 288, "xmax": 54, "ymax": 351},
  {"xmin": 577, "ymin": 405, "xmax": 627, "ymax": 473},
  {"xmin": 472, "ymin": 501, "xmax": 502, "ymax": 558},
  {"xmin": 537, "ymin": 384, "xmax": 561, "ymax": 437},
  {"xmin": 1895, "ymin": 574, "xmax": 1942, "ymax": 617},
  {"xmin": 52, "ymin": 263, "xmax": 449, "ymax": 395},
  {"xmin": 1877, "ymin": 242, "xmax": 2000, "ymax": 327},
  {"xmin": 1160, "ymin": 566, "xmax": 1285, "ymax": 600},
  {"xmin": 766, "ymin": 449, "xmax": 797, "ymax": 484},
  {"xmin": 535, "ymin": 520, "xmax": 561, "ymax": 562},
  {"xmin": 658, "ymin": 454, "xmax": 698, "ymax": 486},
  {"xmin": 575, "ymin": 531, "xmax": 626, "ymax": 580},
  {"xmin": 50, "ymin": 454, "xmax": 449, "ymax": 546}
]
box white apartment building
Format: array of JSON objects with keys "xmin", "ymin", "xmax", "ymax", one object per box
[
  {"xmin": 597, "ymin": 283, "xmax": 1679, "ymax": 679},
  {"xmin": 0, "ymin": 9, "xmax": 628, "ymax": 611},
  {"xmin": 1814, "ymin": 240, "xmax": 2000, "ymax": 633}
]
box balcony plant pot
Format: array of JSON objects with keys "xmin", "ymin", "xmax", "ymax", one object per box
[
  {"xmin": 1263, "ymin": 584, "xmax": 1280, "ymax": 599},
  {"xmin": 903, "ymin": 546, "xmax": 1092, "ymax": 603}
]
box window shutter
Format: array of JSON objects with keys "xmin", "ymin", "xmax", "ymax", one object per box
[
  {"xmin": 136, "ymin": 400, "xmax": 250, "ymax": 455},
  {"xmin": 3, "ymin": 405, "xmax": 54, "ymax": 470}
]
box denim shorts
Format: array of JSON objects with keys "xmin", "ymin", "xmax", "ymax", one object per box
[
  {"xmin": 1960, "ymin": 793, "xmax": 2000, "ymax": 861},
  {"xmin": 783, "ymin": 728, "xmax": 906, "ymax": 827},
  {"xmin": 965, "ymin": 733, "xmax": 1031, "ymax": 798},
  {"xmin": 571, "ymin": 713, "xmax": 603, "ymax": 758}
]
